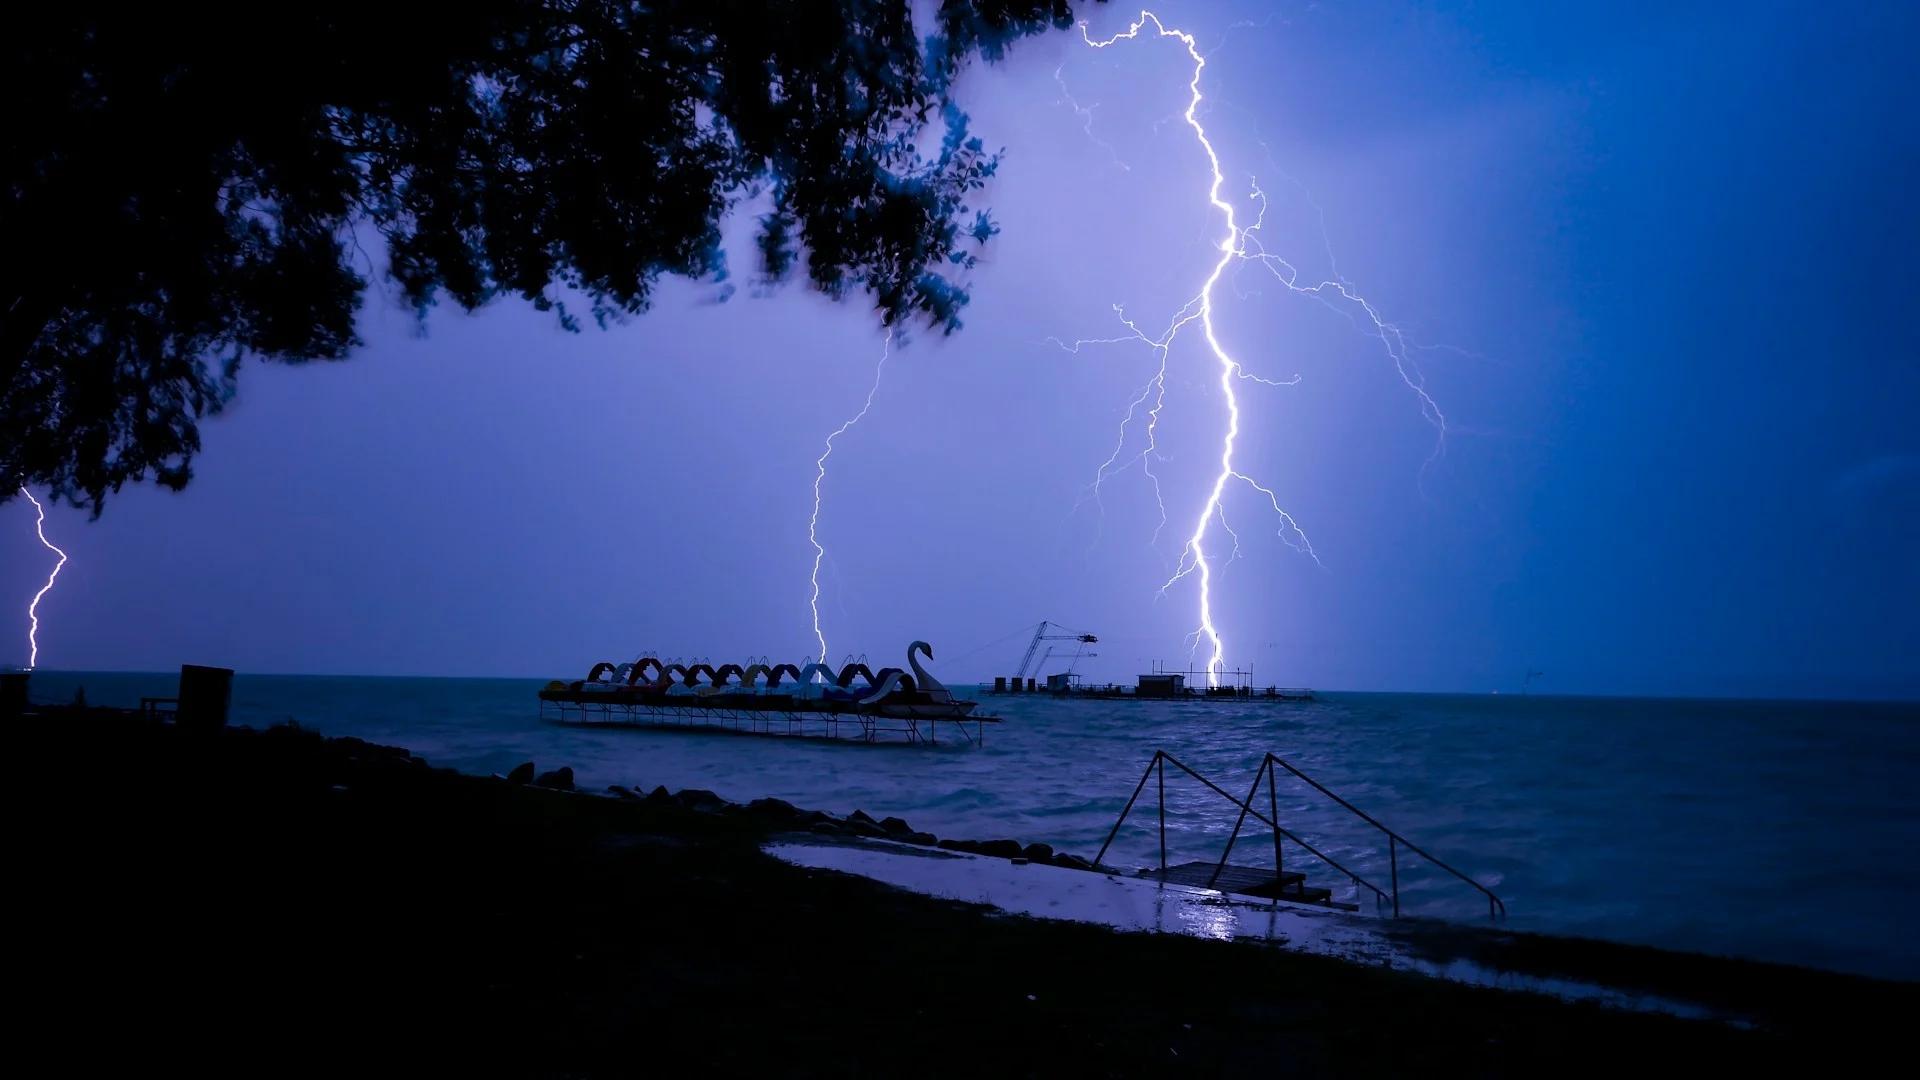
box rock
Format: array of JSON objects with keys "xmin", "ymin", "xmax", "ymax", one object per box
[
  {"xmin": 505, "ymin": 762, "xmax": 536, "ymax": 785},
  {"xmin": 747, "ymin": 797, "xmax": 803, "ymax": 821},
  {"xmin": 951, "ymin": 839, "xmax": 987, "ymax": 855},
  {"xmin": 645, "ymin": 785, "xmax": 675, "ymax": 805},
  {"xmin": 849, "ymin": 809, "xmax": 879, "ymax": 825},
  {"xmin": 878, "ymin": 816, "xmax": 914, "ymax": 836},
  {"xmin": 335, "ymin": 736, "xmax": 408, "ymax": 761},
  {"xmin": 1011, "ymin": 857, "xmax": 1030, "ymax": 866},
  {"xmin": 607, "ymin": 785, "xmax": 639, "ymax": 800},
  {"xmin": 898, "ymin": 831, "xmax": 937, "ymax": 846},
  {"xmin": 844, "ymin": 818, "xmax": 887, "ymax": 838},
  {"xmin": 976, "ymin": 839, "xmax": 1025, "ymax": 860},
  {"xmin": 676, "ymin": 789, "xmax": 728, "ymax": 811},
  {"xmin": 811, "ymin": 821, "xmax": 845, "ymax": 835},
  {"xmin": 808, "ymin": 810, "xmax": 846, "ymax": 825},
  {"xmin": 935, "ymin": 839, "xmax": 967, "ymax": 852},
  {"xmin": 1022, "ymin": 843, "xmax": 1055, "ymax": 864},
  {"xmin": 531, "ymin": 766, "xmax": 575, "ymax": 791},
  {"xmin": 1052, "ymin": 853, "xmax": 1095, "ymax": 872}
]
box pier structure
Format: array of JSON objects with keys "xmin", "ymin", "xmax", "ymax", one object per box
[
  {"xmin": 538, "ymin": 690, "xmax": 996, "ymax": 745},
  {"xmin": 538, "ymin": 641, "xmax": 997, "ymax": 746},
  {"xmin": 1100, "ymin": 750, "xmax": 1506, "ymax": 920},
  {"xmin": 982, "ymin": 664, "xmax": 1313, "ymax": 702}
]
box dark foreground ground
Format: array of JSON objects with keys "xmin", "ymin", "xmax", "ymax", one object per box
[{"xmin": 8, "ymin": 714, "xmax": 1911, "ymax": 1076}]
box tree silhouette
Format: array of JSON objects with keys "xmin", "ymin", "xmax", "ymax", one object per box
[{"xmin": 3, "ymin": 1, "xmax": 1090, "ymax": 514}]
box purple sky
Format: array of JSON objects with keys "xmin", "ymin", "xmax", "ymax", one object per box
[{"xmin": 7, "ymin": 1, "xmax": 1917, "ymax": 699}]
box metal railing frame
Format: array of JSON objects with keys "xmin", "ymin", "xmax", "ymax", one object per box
[{"xmin": 1093, "ymin": 750, "xmax": 1505, "ymax": 920}]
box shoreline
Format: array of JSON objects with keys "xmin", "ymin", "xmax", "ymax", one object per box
[
  {"xmin": 20, "ymin": 667, "xmax": 1920, "ymax": 705},
  {"xmin": 10, "ymin": 708, "xmax": 1913, "ymax": 1072}
]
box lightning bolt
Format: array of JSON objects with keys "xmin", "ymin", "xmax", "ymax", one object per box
[
  {"xmin": 18, "ymin": 487, "xmax": 68, "ymax": 670},
  {"xmin": 1071, "ymin": 11, "xmax": 1443, "ymax": 685},
  {"xmin": 1235, "ymin": 180, "xmax": 1447, "ymax": 461},
  {"xmin": 808, "ymin": 331, "xmax": 892, "ymax": 662},
  {"xmin": 1053, "ymin": 305, "xmax": 1173, "ymax": 552}
]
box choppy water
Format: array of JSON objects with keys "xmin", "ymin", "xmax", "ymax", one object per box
[{"xmin": 29, "ymin": 671, "xmax": 1920, "ymax": 981}]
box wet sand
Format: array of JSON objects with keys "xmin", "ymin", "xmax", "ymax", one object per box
[{"xmin": 8, "ymin": 710, "xmax": 1910, "ymax": 1075}]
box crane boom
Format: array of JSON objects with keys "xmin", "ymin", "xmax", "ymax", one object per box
[{"xmin": 1013, "ymin": 621, "xmax": 1100, "ymax": 679}]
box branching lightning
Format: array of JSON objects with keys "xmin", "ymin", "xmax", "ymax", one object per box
[
  {"xmin": 18, "ymin": 487, "xmax": 68, "ymax": 670},
  {"xmin": 808, "ymin": 331, "xmax": 892, "ymax": 661},
  {"xmin": 1065, "ymin": 11, "xmax": 1444, "ymax": 684},
  {"xmin": 1054, "ymin": 305, "xmax": 1174, "ymax": 550}
]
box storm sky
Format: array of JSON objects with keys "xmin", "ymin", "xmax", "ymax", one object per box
[{"xmin": 7, "ymin": 1, "xmax": 1917, "ymax": 699}]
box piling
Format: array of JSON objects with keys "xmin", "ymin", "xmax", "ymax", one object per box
[{"xmin": 177, "ymin": 665, "xmax": 234, "ymax": 731}]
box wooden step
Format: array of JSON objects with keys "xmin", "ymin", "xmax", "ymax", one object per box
[
  {"xmin": 1272, "ymin": 883, "xmax": 1334, "ymax": 905},
  {"xmin": 1135, "ymin": 861, "xmax": 1353, "ymax": 907},
  {"xmin": 1137, "ymin": 861, "xmax": 1306, "ymax": 899}
]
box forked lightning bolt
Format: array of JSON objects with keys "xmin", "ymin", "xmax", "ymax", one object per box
[
  {"xmin": 1054, "ymin": 305, "xmax": 1173, "ymax": 549},
  {"xmin": 18, "ymin": 487, "xmax": 68, "ymax": 670},
  {"xmin": 809, "ymin": 331, "xmax": 892, "ymax": 662},
  {"xmin": 1070, "ymin": 11, "xmax": 1444, "ymax": 683}
]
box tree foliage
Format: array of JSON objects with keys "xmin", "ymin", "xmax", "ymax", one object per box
[{"xmin": 2, "ymin": 1, "xmax": 1090, "ymax": 514}]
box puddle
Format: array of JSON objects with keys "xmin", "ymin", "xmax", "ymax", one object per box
[{"xmin": 768, "ymin": 837, "xmax": 1726, "ymax": 1021}]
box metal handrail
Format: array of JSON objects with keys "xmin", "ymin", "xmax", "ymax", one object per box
[
  {"xmin": 1094, "ymin": 751, "xmax": 1393, "ymax": 911},
  {"xmin": 1261, "ymin": 753, "xmax": 1505, "ymax": 919},
  {"xmin": 1093, "ymin": 750, "xmax": 1504, "ymax": 920}
]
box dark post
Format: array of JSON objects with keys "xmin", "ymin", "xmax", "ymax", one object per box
[
  {"xmin": 1268, "ymin": 758, "xmax": 1281, "ymax": 877},
  {"xmin": 1389, "ymin": 835, "xmax": 1399, "ymax": 918},
  {"xmin": 1157, "ymin": 755, "xmax": 1167, "ymax": 873},
  {"xmin": 1, "ymin": 671, "xmax": 27, "ymax": 718},
  {"xmin": 1026, "ymin": 677, "xmax": 1036, "ymax": 692},
  {"xmin": 177, "ymin": 665, "xmax": 234, "ymax": 731},
  {"xmin": 993, "ymin": 676, "xmax": 1006, "ymax": 692}
]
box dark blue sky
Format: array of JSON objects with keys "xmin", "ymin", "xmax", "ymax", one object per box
[{"xmin": 7, "ymin": 1, "xmax": 1916, "ymax": 699}]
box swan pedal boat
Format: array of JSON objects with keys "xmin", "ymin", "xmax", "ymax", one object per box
[{"xmin": 543, "ymin": 640, "xmax": 979, "ymax": 720}]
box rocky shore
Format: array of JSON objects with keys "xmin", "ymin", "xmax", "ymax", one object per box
[
  {"xmin": 8, "ymin": 710, "xmax": 1910, "ymax": 1075},
  {"xmin": 511, "ymin": 761, "xmax": 1114, "ymax": 874}
]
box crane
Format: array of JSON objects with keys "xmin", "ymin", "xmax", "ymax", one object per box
[{"xmin": 1014, "ymin": 622, "xmax": 1099, "ymax": 680}]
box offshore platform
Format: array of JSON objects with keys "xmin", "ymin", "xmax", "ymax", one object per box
[{"xmin": 978, "ymin": 622, "xmax": 1314, "ymax": 702}]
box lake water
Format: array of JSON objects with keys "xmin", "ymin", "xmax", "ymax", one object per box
[{"xmin": 28, "ymin": 670, "xmax": 1920, "ymax": 981}]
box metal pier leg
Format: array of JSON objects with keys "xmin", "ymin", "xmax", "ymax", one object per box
[
  {"xmin": 1158, "ymin": 755, "xmax": 1167, "ymax": 874},
  {"xmin": 1390, "ymin": 836, "xmax": 1399, "ymax": 918},
  {"xmin": 1094, "ymin": 752, "xmax": 1160, "ymax": 868},
  {"xmin": 1268, "ymin": 758, "xmax": 1282, "ymax": 879},
  {"xmin": 1211, "ymin": 758, "xmax": 1265, "ymax": 888}
]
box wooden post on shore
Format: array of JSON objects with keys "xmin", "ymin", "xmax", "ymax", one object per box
[{"xmin": 177, "ymin": 665, "xmax": 234, "ymax": 731}]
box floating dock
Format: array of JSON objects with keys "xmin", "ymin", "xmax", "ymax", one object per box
[{"xmin": 538, "ymin": 690, "xmax": 997, "ymax": 745}]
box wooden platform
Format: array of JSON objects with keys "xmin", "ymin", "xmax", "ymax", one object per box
[
  {"xmin": 538, "ymin": 695, "xmax": 996, "ymax": 746},
  {"xmin": 1138, "ymin": 861, "xmax": 1335, "ymax": 905}
]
